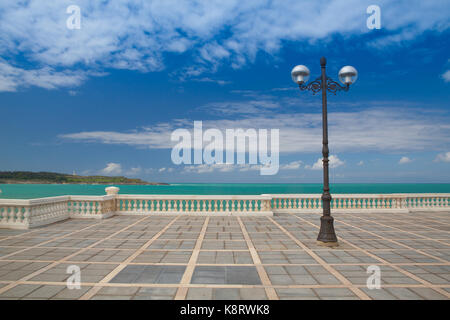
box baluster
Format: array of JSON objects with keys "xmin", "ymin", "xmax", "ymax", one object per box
[
  {"xmin": 143, "ymin": 200, "xmax": 148, "ymax": 212},
  {"xmin": 86, "ymin": 201, "xmax": 92, "ymax": 214}
]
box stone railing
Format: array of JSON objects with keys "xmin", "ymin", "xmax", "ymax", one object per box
[
  {"xmin": 0, "ymin": 189, "xmax": 449, "ymax": 229},
  {"xmin": 68, "ymin": 195, "xmax": 116, "ymax": 219},
  {"xmin": 0, "ymin": 196, "xmax": 69, "ymax": 229},
  {"xmin": 116, "ymin": 195, "xmax": 273, "ymax": 216},
  {"xmin": 266, "ymin": 194, "xmax": 450, "ymax": 213}
]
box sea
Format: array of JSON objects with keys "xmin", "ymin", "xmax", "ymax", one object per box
[{"xmin": 0, "ymin": 183, "xmax": 450, "ymax": 199}]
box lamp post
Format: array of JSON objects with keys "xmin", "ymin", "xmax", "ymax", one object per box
[{"xmin": 291, "ymin": 57, "xmax": 358, "ymax": 247}]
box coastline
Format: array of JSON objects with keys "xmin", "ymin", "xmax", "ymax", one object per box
[
  {"xmin": 0, "ymin": 180, "xmax": 168, "ymax": 185},
  {"xmin": 1, "ymin": 182, "xmax": 450, "ymax": 199}
]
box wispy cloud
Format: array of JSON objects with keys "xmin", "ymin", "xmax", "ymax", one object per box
[
  {"xmin": 0, "ymin": 1, "xmax": 448, "ymax": 91},
  {"xmin": 0, "ymin": 59, "xmax": 90, "ymax": 92},
  {"xmin": 280, "ymin": 161, "xmax": 303, "ymax": 170},
  {"xmin": 398, "ymin": 156, "xmax": 413, "ymax": 164},
  {"xmin": 434, "ymin": 152, "xmax": 450, "ymax": 163},
  {"xmin": 60, "ymin": 104, "xmax": 450, "ymax": 153},
  {"xmin": 441, "ymin": 70, "xmax": 450, "ymax": 82}
]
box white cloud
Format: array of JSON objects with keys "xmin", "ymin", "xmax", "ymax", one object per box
[
  {"xmin": 100, "ymin": 162, "xmax": 122, "ymax": 175},
  {"xmin": 126, "ymin": 167, "xmax": 142, "ymax": 176},
  {"xmin": 307, "ymin": 155, "xmax": 345, "ymax": 170},
  {"xmin": 0, "ymin": 1, "xmax": 448, "ymax": 91},
  {"xmin": 191, "ymin": 77, "xmax": 231, "ymax": 86},
  {"xmin": 0, "ymin": 59, "xmax": 89, "ymax": 92},
  {"xmin": 399, "ymin": 156, "xmax": 413, "ymax": 164},
  {"xmin": 61, "ymin": 105, "xmax": 450, "ymax": 154},
  {"xmin": 183, "ymin": 163, "xmax": 235, "ymax": 174},
  {"xmin": 280, "ymin": 161, "xmax": 302, "ymax": 170},
  {"xmin": 357, "ymin": 160, "xmax": 364, "ymax": 166},
  {"xmin": 434, "ymin": 152, "xmax": 450, "ymax": 163},
  {"xmin": 441, "ymin": 70, "xmax": 450, "ymax": 82}
]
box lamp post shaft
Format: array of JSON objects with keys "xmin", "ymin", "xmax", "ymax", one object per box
[{"xmin": 317, "ymin": 57, "xmax": 338, "ymax": 245}]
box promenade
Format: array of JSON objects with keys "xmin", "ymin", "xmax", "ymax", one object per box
[{"xmin": 0, "ymin": 210, "xmax": 449, "ymax": 300}]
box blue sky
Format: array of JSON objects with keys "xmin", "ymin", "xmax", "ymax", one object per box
[{"xmin": 0, "ymin": 0, "xmax": 449, "ymax": 183}]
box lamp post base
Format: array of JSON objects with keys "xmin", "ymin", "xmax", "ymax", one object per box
[
  {"xmin": 317, "ymin": 215, "xmax": 339, "ymax": 247},
  {"xmin": 316, "ymin": 240, "xmax": 339, "ymax": 247}
]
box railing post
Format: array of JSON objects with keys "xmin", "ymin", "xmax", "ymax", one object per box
[{"xmin": 105, "ymin": 186, "xmax": 119, "ymax": 213}]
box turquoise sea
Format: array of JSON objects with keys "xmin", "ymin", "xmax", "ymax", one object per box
[{"xmin": 0, "ymin": 183, "xmax": 450, "ymax": 199}]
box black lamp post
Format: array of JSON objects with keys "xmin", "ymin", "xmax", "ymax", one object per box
[{"xmin": 291, "ymin": 57, "xmax": 358, "ymax": 247}]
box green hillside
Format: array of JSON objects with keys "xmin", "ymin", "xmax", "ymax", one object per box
[{"xmin": 0, "ymin": 171, "xmax": 166, "ymax": 185}]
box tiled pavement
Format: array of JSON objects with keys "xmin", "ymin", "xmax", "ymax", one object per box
[{"xmin": 0, "ymin": 211, "xmax": 449, "ymax": 300}]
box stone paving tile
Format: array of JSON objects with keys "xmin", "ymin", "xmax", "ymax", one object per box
[
  {"xmin": 69, "ymin": 248, "xmax": 134, "ymax": 263},
  {"xmin": 93, "ymin": 239, "xmax": 147, "ymax": 249},
  {"xmin": 248, "ymin": 232, "xmax": 290, "ymax": 240},
  {"xmin": 276, "ymin": 288, "xmax": 318, "ymax": 300},
  {"xmin": 258, "ymin": 250, "xmax": 317, "ymax": 264},
  {"xmin": 159, "ymin": 232, "xmax": 200, "ymax": 240},
  {"xmin": 201, "ymin": 240, "xmax": 248, "ymax": 250},
  {"xmin": 0, "ymin": 237, "xmax": 50, "ymax": 247},
  {"xmin": 0, "ymin": 261, "xmax": 52, "ymax": 281},
  {"xmin": 312, "ymin": 249, "xmax": 379, "ymax": 264},
  {"xmin": 147, "ymin": 240, "xmax": 196, "ymax": 250},
  {"xmin": 204, "ymin": 232, "xmax": 244, "ymax": 240},
  {"xmin": 0, "ymin": 246, "xmax": 28, "ymax": 257},
  {"xmin": 0, "ymin": 283, "xmax": 93, "ymax": 299},
  {"xmin": 399, "ymin": 265, "xmax": 450, "ymax": 285},
  {"xmin": 333, "ymin": 265, "xmax": 420, "ymax": 285},
  {"xmin": 133, "ymin": 287, "xmax": 177, "ymax": 300},
  {"xmin": 191, "ymin": 266, "xmax": 261, "ymax": 285},
  {"xmin": 0, "ymin": 284, "xmax": 42, "ymax": 298},
  {"xmin": 132, "ymin": 250, "xmax": 192, "ymax": 263},
  {"xmin": 111, "ymin": 265, "xmax": 186, "ymax": 284},
  {"xmin": 3, "ymin": 247, "xmax": 79, "ymax": 261},
  {"xmin": 252, "ymin": 239, "xmax": 301, "ymax": 250},
  {"xmin": 1, "ymin": 212, "xmax": 449, "ymax": 300},
  {"xmin": 369, "ymin": 249, "xmax": 442, "ymax": 263},
  {"xmin": 29, "ymin": 262, "xmax": 118, "ymax": 282},
  {"xmin": 314, "ymin": 288, "xmax": 359, "ymax": 300},
  {"xmin": 265, "ymin": 265, "xmax": 341, "ymax": 285},
  {"xmin": 197, "ymin": 251, "xmax": 253, "ymax": 264},
  {"xmin": 186, "ymin": 287, "xmax": 267, "ymax": 300},
  {"xmin": 421, "ymin": 249, "xmax": 450, "ymax": 261}
]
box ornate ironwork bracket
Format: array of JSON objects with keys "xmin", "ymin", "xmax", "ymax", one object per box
[
  {"xmin": 299, "ymin": 76, "xmax": 322, "ymax": 95},
  {"xmin": 298, "ymin": 77, "xmax": 349, "ymax": 95},
  {"xmin": 326, "ymin": 77, "xmax": 349, "ymax": 94}
]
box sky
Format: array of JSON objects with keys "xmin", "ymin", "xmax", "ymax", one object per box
[{"xmin": 0, "ymin": 0, "xmax": 449, "ymax": 183}]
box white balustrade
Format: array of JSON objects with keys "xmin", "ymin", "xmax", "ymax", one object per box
[
  {"xmin": 0, "ymin": 191, "xmax": 449, "ymax": 229},
  {"xmin": 115, "ymin": 195, "xmax": 273, "ymax": 216},
  {"xmin": 264, "ymin": 194, "xmax": 450, "ymax": 213}
]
